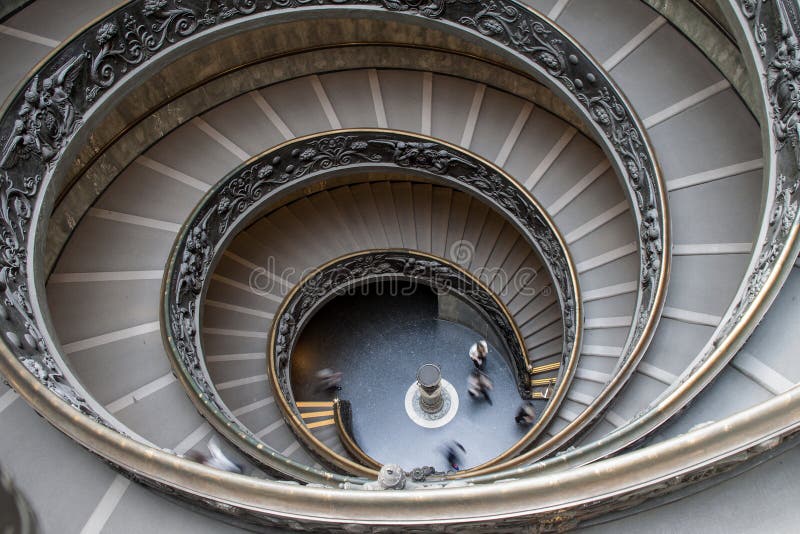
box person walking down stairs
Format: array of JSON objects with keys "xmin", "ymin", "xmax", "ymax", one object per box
[
  {"xmin": 442, "ymin": 441, "xmax": 466, "ymax": 471},
  {"xmin": 314, "ymin": 368, "xmax": 343, "ymax": 394}
]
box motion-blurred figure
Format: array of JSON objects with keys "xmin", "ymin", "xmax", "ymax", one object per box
[
  {"xmin": 469, "ymin": 340, "xmax": 488, "ymax": 369},
  {"xmin": 442, "ymin": 441, "xmax": 466, "ymax": 471},
  {"xmin": 315, "ymin": 367, "xmax": 343, "ymax": 393},
  {"xmin": 185, "ymin": 438, "xmax": 244, "ymax": 474},
  {"xmin": 467, "ymin": 369, "xmax": 493, "ymax": 406},
  {"xmin": 515, "ymin": 401, "xmax": 536, "ymax": 426}
]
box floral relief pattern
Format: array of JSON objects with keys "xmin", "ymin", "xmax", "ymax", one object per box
[
  {"xmin": 0, "ymin": 0, "xmax": 790, "ymax": 526},
  {"xmin": 0, "ymin": 0, "xmax": 673, "ymax": 502},
  {"xmin": 167, "ymin": 132, "xmax": 578, "ymax": 455},
  {"xmin": 0, "ymin": 0, "xmax": 668, "ymax": 432},
  {"xmin": 700, "ymin": 0, "xmax": 800, "ymax": 353},
  {"xmin": 273, "ymin": 252, "xmax": 531, "ymax": 408}
]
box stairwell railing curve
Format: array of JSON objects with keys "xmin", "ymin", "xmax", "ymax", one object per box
[{"xmin": 162, "ymin": 130, "xmax": 581, "ymax": 477}]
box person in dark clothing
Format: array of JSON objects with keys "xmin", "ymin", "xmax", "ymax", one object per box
[
  {"xmin": 467, "ymin": 369, "xmax": 493, "ymax": 406},
  {"xmin": 442, "ymin": 441, "xmax": 466, "ymax": 471},
  {"xmin": 314, "ymin": 368, "xmax": 343, "ymax": 394},
  {"xmin": 515, "ymin": 401, "xmax": 536, "ymax": 426}
]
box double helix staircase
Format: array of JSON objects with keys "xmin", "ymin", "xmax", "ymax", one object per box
[{"xmin": 0, "ymin": 0, "xmax": 798, "ymax": 532}]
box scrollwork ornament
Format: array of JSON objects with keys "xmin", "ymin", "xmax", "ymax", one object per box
[
  {"xmin": 1, "ymin": 55, "xmax": 85, "ymax": 169},
  {"xmin": 708, "ymin": 0, "xmax": 800, "ymax": 354},
  {"xmin": 459, "ymin": 0, "xmax": 568, "ymax": 83},
  {"xmin": 0, "ymin": 0, "xmax": 789, "ymax": 524},
  {"xmin": 0, "ymin": 171, "xmax": 108, "ymax": 426},
  {"xmin": 200, "ymin": 0, "xmax": 258, "ymax": 24},
  {"xmin": 742, "ymin": 0, "xmax": 768, "ymax": 56},
  {"xmin": 0, "ymin": 0, "xmax": 666, "ymax": 302},
  {"xmin": 272, "ymin": 251, "xmax": 532, "ymax": 410},
  {"xmin": 0, "ymin": 0, "xmax": 665, "ymax": 440},
  {"xmin": 86, "ymin": 0, "xmax": 199, "ymax": 102},
  {"xmin": 162, "ymin": 132, "xmax": 579, "ymax": 466},
  {"xmin": 378, "ymin": 0, "xmax": 455, "ymax": 17},
  {"xmin": 0, "ymin": 0, "xmax": 666, "ymax": 500},
  {"xmin": 714, "ymin": 174, "xmax": 799, "ymax": 347}
]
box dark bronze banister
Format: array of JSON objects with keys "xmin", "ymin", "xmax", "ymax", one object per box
[
  {"xmin": 162, "ymin": 131, "xmax": 581, "ymax": 477},
  {"xmin": 268, "ymin": 248, "xmax": 535, "ymax": 474},
  {"xmin": 0, "ymin": 0, "xmax": 793, "ymax": 529},
  {"xmin": 0, "ymin": 0, "xmax": 668, "ymax": 485}
]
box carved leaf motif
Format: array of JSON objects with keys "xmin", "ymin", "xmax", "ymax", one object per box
[{"xmin": 0, "ymin": 0, "xmax": 666, "ymax": 468}]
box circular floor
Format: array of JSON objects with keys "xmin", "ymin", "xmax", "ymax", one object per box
[{"xmin": 291, "ymin": 282, "xmax": 530, "ymax": 472}]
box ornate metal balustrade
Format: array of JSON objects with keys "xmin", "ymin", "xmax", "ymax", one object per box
[
  {"xmin": 273, "ymin": 250, "xmax": 532, "ymax": 403},
  {"xmin": 456, "ymin": 0, "xmax": 800, "ymax": 485},
  {"xmin": 8, "ymin": 0, "xmax": 800, "ymax": 529},
  {"xmin": 267, "ymin": 249, "xmax": 532, "ymax": 472},
  {"xmin": 0, "ymin": 0, "xmax": 668, "ymax": 480},
  {"xmin": 162, "ymin": 130, "xmax": 581, "ymax": 477}
]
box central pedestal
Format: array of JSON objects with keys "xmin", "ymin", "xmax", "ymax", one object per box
[
  {"xmin": 417, "ymin": 363, "xmax": 443, "ymax": 413},
  {"xmin": 405, "ymin": 365, "xmax": 459, "ymax": 429}
]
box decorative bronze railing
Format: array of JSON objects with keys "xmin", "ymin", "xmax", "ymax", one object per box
[
  {"xmin": 266, "ymin": 249, "xmax": 533, "ymax": 472},
  {"xmin": 455, "ymin": 0, "xmax": 800, "ymax": 483},
  {"xmin": 0, "ymin": 0, "xmax": 667, "ymax": 474},
  {"xmin": 161, "ymin": 130, "xmax": 581, "ymax": 476},
  {"xmin": 5, "ymin": 0, "xmax": 800, "ymax": 530},
  {"xmin": 272, "ymin": 250, "xmax": 536, "ymax": 406}
]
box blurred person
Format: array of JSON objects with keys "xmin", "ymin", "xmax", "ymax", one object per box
[
  {"xmin": 207, "ymin": 438, "xmax": 244, "ymax": 474},
  {"xmin": 467, "ymin": 369, "xmax": 493, "ymax": 406},
  {"xmin": 515, "ymin": 401, "xmax": 536, "ymax": 426},
  {"xmin": 315, "ymin": 367, "xmax": 343, "ymax": 393},
  {"xmin": 469, "ymin": 339, "xmax": 488, "ymax": 369},
  {"xmin": 442, "ymin": 440, "xmax": 466, "ymax": 471},
  {"xmin": 184, "ymin": 438, "xmax": 244, "ymax": 474}
]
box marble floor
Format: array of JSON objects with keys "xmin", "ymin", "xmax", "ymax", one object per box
[{"xmin": 291, "ymin": 282, "xmax": 532, "ymax": 472}]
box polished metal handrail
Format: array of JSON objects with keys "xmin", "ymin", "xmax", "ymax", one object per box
[
  {"xmin": 457, "ymin": 0, "xmax": 800, "ymax": 484},
  {"xmin": 4, "ymin": 335, "xmax": 800, "ymax": 530},
  {"xmin": 333, "ymin": 399, "xmax": 383, "ymax": 471},
  {"xmin": 266, "ymin": 249, "xmax": 535, "ymax": 474},
  {"xmin": 0, "ymin": 0, "xmax": 668, "ymax": 480},
  {"xmin": 15, "ymin": 0, "xmax": 800, "ymax": 528},
  {"xmin": 161, "ymin": 130, "xmax": 581, "ymax": 477}
]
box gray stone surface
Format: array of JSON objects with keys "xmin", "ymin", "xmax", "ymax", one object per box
[
  {"xmin": 5, "ymin": 0, "xmax": 123, "ymax": 41},
  {"xmin": 581, "ymin": 444, "xmax": 800, "ymax": 534},
  {"xmin": 0, "ymin": 400, "xmax": 118, "ymax": 534},
  {"xmin": 0, "ymin": 34, "xmax": 51, "ymax": 103}
]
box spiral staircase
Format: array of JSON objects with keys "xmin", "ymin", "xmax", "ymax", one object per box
[{"xmin": 1, "ymin": 0, "xmax": 800, "ymax": 531}]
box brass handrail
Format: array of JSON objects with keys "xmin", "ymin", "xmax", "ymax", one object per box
[
  {"xmin": 19, "ymin": 0, "xmax": 800, "ymax": 528},
  {"xmin": 267, "ymin": 248, "xmax": 537, "ymax": 475},
  {"xmin": 3, "ymin": 0, "xmax": 668, "ymax": 485},
  {"xmin": 3, "ymin": 339, "xmax": 800, "ymax": 530},
  {"xmin": 332, "ymin": 399, "xmax": 383, "ymax": 471},
  {"xmin": 160, "ymin": 130, "xmax": 581, "ymax": 476}
]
